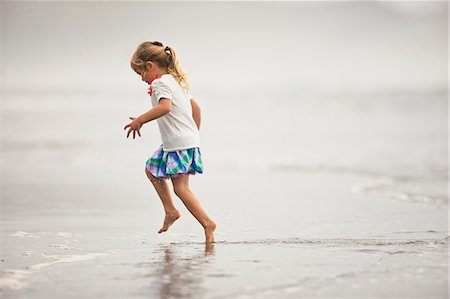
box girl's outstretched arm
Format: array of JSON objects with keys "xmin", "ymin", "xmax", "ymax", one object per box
[
  {"xmin": 190, "ymin": 98, "xmax": 201, "ymax": 130},
  {"xmin": 137, "ymin": 98, "xmax": 172, "ymax": 124},
  {"xmin": 124, "ymin": 98, "xmax": 172, "ymax": 139}
]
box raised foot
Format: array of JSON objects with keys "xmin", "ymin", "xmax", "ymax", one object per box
[
  {"xmin": 204, "ymin": 220, "xmax": 217, "ymax": 243},
  {"xmin": 158, "ymin": 211, "xmax": 181, "ymax": 233}
]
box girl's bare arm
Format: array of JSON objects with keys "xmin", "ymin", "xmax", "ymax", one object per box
[
  {"xmin": 190, "ymin": 98, "xmax": 201, "ymax": 130},
  {"xmin": 137, "ymin": 98, "xmax": 172, "ymax": 124},
  {"xmin": 124, "ymin": 98, "xmax": 172, "ymax": 139}
]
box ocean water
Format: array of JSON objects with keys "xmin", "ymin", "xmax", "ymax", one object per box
[{"xmin": 3, "ymin": 87, "xmax": 447, "ymax": 213}]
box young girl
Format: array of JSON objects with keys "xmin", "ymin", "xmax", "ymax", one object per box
[{"xmin": 124, "ymin": 41, "xmax": 216, "ymax": 243}]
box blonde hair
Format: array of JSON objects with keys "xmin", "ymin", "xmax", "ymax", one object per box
[{"xmin": 130, "ymin": 41, "xmax": 190, "ymax": 94}]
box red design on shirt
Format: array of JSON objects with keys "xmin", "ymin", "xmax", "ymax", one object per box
[{"xmin": 148, "ymin": 75, "xmax": 162, "ymax": 96}]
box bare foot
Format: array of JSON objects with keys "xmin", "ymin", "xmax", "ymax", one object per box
[
  {"xmin": 158, "ymin": 211, "xmax": 181, "ymax": 233},
  {"xmin": 204, "ymin": 220, "xmax": 217, "ymax": 243}
]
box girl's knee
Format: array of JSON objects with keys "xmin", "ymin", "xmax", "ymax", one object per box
[
  {"xmin": 174, "ymin": 187, "xmax": 188, "ymax": 198},
  {"xmin": 145, "ymin": 167, "xmax": 162, "ymax": 183},
  {"xmin": 173, "ymin": 184, "xmax": 190, "ymax": 198}
]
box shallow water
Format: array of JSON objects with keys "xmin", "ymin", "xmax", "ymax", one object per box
[{"xmin": 1, "ymin": 226, "xmax": 447, "ymax": 299}]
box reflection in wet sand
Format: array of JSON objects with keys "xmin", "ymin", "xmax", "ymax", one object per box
[{"xmin": 139, "ymin": 243, "xmax": 215, "ymax": 299}]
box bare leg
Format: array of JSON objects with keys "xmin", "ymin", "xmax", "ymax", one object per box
[
  {"xmin": 171, "ymin": 174, "xmax": 216, "ymax": 243},
  {"xmin": 145, "ymin": 167, "xmax": 181, "ymax": 233}
]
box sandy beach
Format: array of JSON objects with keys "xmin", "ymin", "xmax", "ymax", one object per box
[{"xmin": 1, "ymin": 153, "xmax": 448, "ymax": 298}]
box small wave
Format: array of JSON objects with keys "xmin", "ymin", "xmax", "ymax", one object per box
[
  {"xmin": 9, "ymin": 231, "xmax": 41, "ymax": 238},
  {"xmin": 353, "ymin": 248, "xmax": 424, "ymax": 255},
  {"xmin": 9, "ymin": 231, "xmax": 83, "ymax": 239},
  {"xmin": 272, "ymin": 163, "xmax": 447, "ymax": 209},
  {"xmin": 0, "ymin": 251, "xmax": 111, "ymax": 291},
  {"xmin": 352, "ymin": 176, "xmax": 447, "ymax": 209}
]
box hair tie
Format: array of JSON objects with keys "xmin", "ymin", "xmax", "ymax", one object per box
[
  {"xmin": 165, "ymin": 46, "xmax": 171, "ymax": 54},
  {"xmin": 152, "ymin": 41, "xmax": 163, "ymax": 47}
]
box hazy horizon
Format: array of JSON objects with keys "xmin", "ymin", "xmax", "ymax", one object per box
[{"xmin": 2, "ymin": 1, "xmax": 447, "ymax": 96}]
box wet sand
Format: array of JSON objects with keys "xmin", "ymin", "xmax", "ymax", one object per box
[{"xmin": 1, "ymin": 168, "xmax": 448, "ymax": 298}]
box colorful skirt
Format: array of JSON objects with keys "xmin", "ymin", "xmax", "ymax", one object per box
[{"xmin": 146, "ymin": 144, "xmax": 203, "ymax": 180}]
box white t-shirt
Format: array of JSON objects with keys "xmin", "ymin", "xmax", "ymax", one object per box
[{"xmin": 150, "ymin": 74, "xmax": 200, "ymax": 152}]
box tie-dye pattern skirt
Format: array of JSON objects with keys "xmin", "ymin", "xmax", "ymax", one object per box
[{"xmin": 146, "ymin": 144, "xmax": 203, "ymax": 180}]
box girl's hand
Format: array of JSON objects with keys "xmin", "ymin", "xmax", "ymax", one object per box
[{"xmin": 123, "ymin": 116, "xmax": 142, "ymax": 139}]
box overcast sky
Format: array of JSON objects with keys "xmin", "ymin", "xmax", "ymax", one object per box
[{"xmin": 2, "ymin": 1, "xmax": 447, "ymax": 95}]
